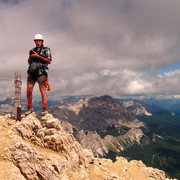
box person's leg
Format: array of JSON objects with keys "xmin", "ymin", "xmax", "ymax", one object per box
[
  {"xmin": 27, "ymin": 81, "xmax": 35, "ymax": 106},
  {"xmin": 25, "ymin": 81, "xmax": 35, "ymax": 115},
  {"xmin": 45, "ymin": 76, "xmax": 51, "ymax": 91},
  {"xmin": 39, "ymin": 83, "xmax": 48, "ymax": 105},
  {"xmin": 38, "ymin": 75, "xmax": 48, "ymax": 115}
]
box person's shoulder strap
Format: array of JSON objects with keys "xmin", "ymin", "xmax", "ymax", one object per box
[
  {"xmin": 32, "ymin": 47, "xmax": 36, "ymax": 51},
  {"xmin": 43, "ymin": 46, "xmax": 50, "ymax": 50},
  {"xmin": 42, "ymin": 47, "xmax": 52, "ymax": 60}
]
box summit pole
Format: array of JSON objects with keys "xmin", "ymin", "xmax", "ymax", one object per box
[{"xmin": 14, "ymin": 71, "xmax": 22, "ymax": 120}]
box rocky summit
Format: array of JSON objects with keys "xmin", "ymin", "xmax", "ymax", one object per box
[{"xmin": 0, "ymin": 113, "xmax": 173, "ymax": 180}]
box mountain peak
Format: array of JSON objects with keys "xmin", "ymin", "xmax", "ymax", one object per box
[
  {"xmin": 53, "ymin": 95, "xmax": 142, "ymax": 131},
  {"xmin": 51, "ymin": 96, "xmax": 145, "ymax": 157},
  {"xmin": 87, "ymin": 95, "xmax": 122, "ymax": 108}
]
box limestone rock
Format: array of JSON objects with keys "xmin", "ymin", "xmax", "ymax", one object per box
[
  {"xmin": 14, "ymin": 114, "xmax": 93, "ymax": 171},
  {"xmin": 122, "ymin": 101, "xmax": 152, "ymax": 116},
  {"xmin": 51, "ymin": 95, "xmax": 142, "ymax": 132},
  {"xmin": 0, "ymin": 161, "xmax": 26, "ymax": 180},
  {"xmin": 0, "ymin": 114, "xmax": 174, "ymax": 180},
  {"xmin": 73, "ymin": 130, "xmax": 109, "ymax": 157},
  {"xmin": 51, "ymin": 95, "xmax": 146, "ymax": 156},
  {"xmin": 13, "ymin": 142, "xmax": 60, "ymax": 180}
]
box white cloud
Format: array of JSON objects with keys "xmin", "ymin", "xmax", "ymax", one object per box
[
  {"xmin": 127, "ymin": 80, "xmax": 152, "ymax": 94},
  {"xmin": 100, "ymin": 69, "xmax": 119, "ymax": 76},
  {"xmin": 163, "ymin": 69, "xmax": 180, "ymax": 77},
  {"xmin": 0, "ymin": 0, "xmax": 180, "ymax": 99}
]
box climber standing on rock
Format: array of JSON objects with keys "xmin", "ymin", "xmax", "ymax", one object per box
[{"xmin": 25, "ymin": 34, "xmax": 52, "ymax": 116}]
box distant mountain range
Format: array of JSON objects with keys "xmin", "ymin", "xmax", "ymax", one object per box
[{"xmin": 1, "ymin": 95, "xmax": 179, "ymax": 116}]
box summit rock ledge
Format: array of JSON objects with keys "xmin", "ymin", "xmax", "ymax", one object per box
[{"xmin": 0, "ymin": 114, "xmax": 175, "ymax": 180}]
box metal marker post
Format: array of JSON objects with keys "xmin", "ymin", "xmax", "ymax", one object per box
[{"xmin": 14, "ymin": 71, "xmax": 22, "ymax": 120}]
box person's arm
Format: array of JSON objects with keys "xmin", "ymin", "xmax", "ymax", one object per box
[
  {"xmin": 28, "ymin": 55, "xmax": 33, "ymax": 65},
  {"xmin": 30, "ymin": 52, "xmax": 51, "ymax": 64}
]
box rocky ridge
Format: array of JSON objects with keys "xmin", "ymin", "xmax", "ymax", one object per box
[
  {"xmin": 0, "ymin": 113, "xmax": 173, "ymax": 180},
  {"xmin": 122, "ymin": 101, "xmax": 152, "ymax": 116}
]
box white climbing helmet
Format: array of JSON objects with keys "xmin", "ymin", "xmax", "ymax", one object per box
[{"xmin": 34, "ymin": 34, "xmax": 44, "ymax": 41}]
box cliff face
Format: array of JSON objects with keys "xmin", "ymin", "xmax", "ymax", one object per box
[
  {"xmin": 51, "ymin": 95, "xmax": 145, "ymax": 156},
  {"xmin": 0, "ymin": 114, "xmax": 171, "ymax": 180},
  {"xmin": 51, "ymin": 95, "xmax": 144, "ymax": 131}
]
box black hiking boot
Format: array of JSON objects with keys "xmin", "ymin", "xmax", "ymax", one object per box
[
  {"xmin": 41, "ymin": 107, "xmax": 48, "ymax": 116},
  {"xmin": 24, "ymin": 106, "xmax": 34, "ymax": 116}
]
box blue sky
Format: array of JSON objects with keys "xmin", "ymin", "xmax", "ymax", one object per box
[
  {"xmin": 0, "ymin": 0, "xmax": 180, "ymax": 98},
  {"xmin": 159, "ymin": 63, "xmax": 180, "ymax": 76}
]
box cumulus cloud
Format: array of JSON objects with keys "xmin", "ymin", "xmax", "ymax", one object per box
[{"xmin": 0, "ymin": 0, "xmax": 180, "ymax": 99}]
